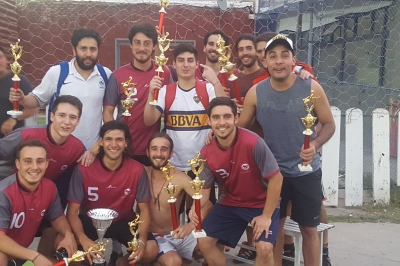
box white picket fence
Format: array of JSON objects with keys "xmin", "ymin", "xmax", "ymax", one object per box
[{"xmin": 322, "ymin": 107, "xmax": 393, "ymax": 206}]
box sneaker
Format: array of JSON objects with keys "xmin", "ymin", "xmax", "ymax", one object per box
[
  {"xmin": 233, "ymin": 241, "xmax": 256, "ymax": 264},
  {"xmin": 282, "ymin": 260, "xmax": 294, "ymax": 266},
  {"xmin": 322, "ymin": 257, "xmax": 332, "ymax": 266},
  {"xmin": 107, "ymin": 252, "xmax": 123, "ymax": 266}
]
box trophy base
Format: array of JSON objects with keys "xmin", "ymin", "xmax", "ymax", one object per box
[
  {"xmin": 298, "ymin": 163, "xmax": 313, "ymax": 172},
  {"xmin": 167, "ymin": 198, "xmax": 177, "ymax": 203},
  {"xmin": 7, "ymin": 110, "xmax": 23, "ymax": 118},
  {"xmin": 219, "ymin": 69, "xmax": 227, "ymax": 73},
  {"xmin": 122, "ymin": 112, "xmax": 132, "ymax": 117},
  {"xmin": 192, "ymin": 229, "xmax": 206, "ymax": 238},
  {"xmin": 228, "ymin": 76, "xmax": 238, "ymax": 81},
  {"xmin": 93, "ymin": 256, "xmax": 106, "ymax": 266},
  {"xmin": 149, "ymin": 100, "xmax": 158, "ymax": 106}
]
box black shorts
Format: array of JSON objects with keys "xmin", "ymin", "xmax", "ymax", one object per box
[
  {"xmin": 280, "ymin": 168, "xmax": 322, "ymax": 227},
  {"xmin": 8, "ymin": 259, "xmax": 26, "ymax": 266},
  {"xmin": 79, "ymin": 214, "xmax": 155, "ymax": 247}
]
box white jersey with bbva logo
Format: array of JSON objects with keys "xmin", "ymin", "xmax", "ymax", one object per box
[{"xmin": 156, "ymin": 83, "xmax": 215, "ymax": 171}]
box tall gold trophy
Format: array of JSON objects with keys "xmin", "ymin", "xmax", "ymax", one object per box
[
  {"xmin": 188, "ymin": 152, "xmax": 207, "ymax": 238},
  {"xmin": 161, "ymin": 160, "xmax": 178, "ymax": 234},
  {"xmin": 128, "ymin": 214, "xmax": 145, "ymax": 266},
  {"xmin": 52, "ymin": 247, "xmax": 106, "ymax": 266},
  {"xmin": 215, "ymin": 35, "xmax": 242, "ymax": 104},
  {"xmin": 298, "ymin": 90, "xmax": 319, "ymax": 172},
  {"xmin": 121, "ymin": 76, "xmax": 137, "ymax": 117},
  {"xmin": 7, "ymin": 39, "xmax": 23, "ymax": 118}
]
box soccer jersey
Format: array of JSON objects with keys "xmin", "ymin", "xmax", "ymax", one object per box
[
  {"xmin": 103, "ymin": 62, "xmax": 171, "ymax": 156},
  {"xmin": 155, "ymin": 83, "xmax": 215, "ymax": 171},
  {"xmin": 0, "ymin": 125, "xmax": 85, "ymax": 181},
  {"xmin": 30, "ymin": 59, "xmax": 112, "ymax": 149},
  {"xmin": 67, "ymin": 158, "xmax": 151, "ymax": 222},
  {"xmin": 194, "ymin": 66, "xmax": 239, "ymax": 85},
  {"xmin": 228, "ymin": 68, "xmax": 266, "ymax": 99},
  {"xmin": 0, "ymin": 174, "xmax": 63, "ymax": 248},
  {"xmin": 200, "ymin": 128, "xmax": 280, "ymax": 208}
]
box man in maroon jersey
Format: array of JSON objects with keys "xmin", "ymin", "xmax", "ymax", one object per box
[
  {"xmin": 191, "ymin": 97, "xmax": 283, "ymax": 266},
  {"xmin": 103, "ymin": 23, "xmax": 172, "ymax": 166},
  {"xmin": 67, "ymin": 121, "xmax": 158, "ymax": 266},
  {"xmin": 0, "ymin": 140, "xmax": 76, "ymax": 266},
  {"xmin": 0, "ymin": 95, "xmax": 86, "ymax": 257}
]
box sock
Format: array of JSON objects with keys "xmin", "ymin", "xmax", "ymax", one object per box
[
  {"xmin": 323, "ymin": 244, "xmax": 329, "ymax": 258},
  {"xmin": 283, "ymin": 243, "xmax": 295, "ymax": 257},
  {"xmin": 112, "ymin": 239, "xmax": 122, "ymax": 254}
]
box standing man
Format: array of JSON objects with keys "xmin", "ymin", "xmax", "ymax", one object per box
[
  {"xmin": 145, "ymin": 132, "xmax": 210, "ymax": 266},
  {"xmin": 0, "ymin": 139, "xmax": 76, "ymax": 266},
  {"xmin": 103, "ymin": 23, "xmax": 172, "ymax": 166},
  {"xmin": 238, "ymin": 35, "xmax": 335, "ymax": 266},
  {"xmin": 0, "ymin": 46, "xmax": 38, "ymax": 138},
  {"xmin": 9, "ymin": 28, "xmax": 111, "ymax": 153},
  {"xmin": 67, "ymin": 121, "xmax": 158, "ymax": 266},
  {"xmin": 191, "ymin": 97, "xmax": 283, "ymax": 266}
]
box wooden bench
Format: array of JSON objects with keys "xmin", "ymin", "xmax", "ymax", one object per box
[{"xmin": 227, "ymin": 218, "xmax": 335, "ymax": 265}]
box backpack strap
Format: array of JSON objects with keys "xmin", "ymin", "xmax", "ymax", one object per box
[
  {"xmin": 48, "ymin": 61, "xmax": 69, "ymax": 124},
  {"xmin": 195, "ymin": 80, "xmax": 209, "ymax": 111},
  {"xmin": 96, "ymin": 64, "xmax": 109, "ymax": 86},
  {"xmin": 164, "ymin": 82, "xmax": 177, "ymax": 119}
]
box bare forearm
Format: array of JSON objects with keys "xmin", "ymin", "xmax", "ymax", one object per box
[
  {"xmin": 20, "ymin": 94, "xmax": 40, "ymax": 108},
  {"xmin": 136, "ymin": 208, "xmax": 151, "ymax": 244},
  {"xmin": 144, "ymin": 97, "xmax": 160, "ymax": 126},
  {"xmin": 19, "ymin": 107, "xmax": 39, "ymax": 120},
  {"xmin": 66, "ymin": 212, "xmax": 89, "ymax": 244},
  {"xmin": 51, "ymin": 215, "xmax": 73, "ymax": 237},
  {"xmin": 0, "ymin": 234, "xmax": 38, "ymax": 261},
  {"xmin": 213, "ymin": 81, "xmax": 228, "ymax": 97},
  {"xmin": 102, "ymin": 109, "xmax": 115, "ymax": 123},
  {"xmin": 312, "ymin": 122, "xmax": 335, "ymax": 150}
]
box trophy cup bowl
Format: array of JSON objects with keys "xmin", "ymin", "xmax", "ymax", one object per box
[
  {"xmin": 121, "ymin": 98, "xmax": 134, "ymax": 116},
  {"xmin": 87, "ymin": 208, "xmax": 118, "ymax": 265},
  {"xmin": 225, "ymin": 62, "xmax": 238, "ymax": 81}
]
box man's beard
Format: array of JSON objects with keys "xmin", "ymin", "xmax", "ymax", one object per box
[
  {"xmin": 240, "ymin": 56, "xmax": 257, "ymax": 69},
  {"xmin": 150, "ymin": 157, "xmax": 169, "ymax": 169},
  {"xmin": 75, "ymin": 55, "xmax": 97, "ymax": 70},
  {"xmin": 133, "ymin": 52, "xmax": 151, "ymax": 64}
]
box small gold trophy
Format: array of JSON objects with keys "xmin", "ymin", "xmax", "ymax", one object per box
[
  {"xmin": 298, "ymin": 90, "xmax": 319, "ymax": 172},
  {"xmin": 7, "ymin": 39, "xmax": 23, "ymax": 118},
  {"xmin": 161, "ymin": 160, "xmax": 179, "ymax": 233},
  {"xmin": 128, "ymin": 214, "xmax": 144, "ymax": 266},
  {"xmin": 216, "ymin": 34, "xmax": 232, "ymax": 74},
  {"xmin": 121, "ymin": 76, "xmax": 137, "ymax": 116},
  {"xmin": 50, "ymin": 247, "xmax": 106, "ymax": 266},
  {"xmin": 188, "ymin": 152, "xmax": 207, "ymax": 238}
]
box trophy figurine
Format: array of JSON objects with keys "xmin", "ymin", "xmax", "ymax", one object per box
[
  {"xmin": 161, "ymin": 160, "xmax": 178, "ymax": 233},
  {"xmin": 158, "ymin": 0, "xmax": 169, "ymax": 32},
  {"xmin": 128, "ymin": 214, "xmax": 144, "ymax": 266},
  {"xmin": 150, "ymin": 32, "xmax": 173, "ymax": 105},
  {"xmin": 87, "ymin": 208, "xmax": 118, "ymax": 265},
  {"xmin": 7, "ymin": 39, "xmax": 23, "ymax": 118},
  {"xmin": 52, "ymin": 246, "xmax": 106, "ymax": 266},
  {"xmin": 298, "ymin": 90, "xmax": 319, "ymax": 172},
  {"xmin": 215, "ymin": 35, "xmax": 242, "ymax": 104},
  {"xmin": 188, "ymin": 152, "xmax": 207, "ymax": 238},
  {"xmin": 121, "ymin": 76, "xmax": 137, "ymax": 116}
]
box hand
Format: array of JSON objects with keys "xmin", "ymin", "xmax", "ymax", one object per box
[
  {"xmin": 80, "ymin": 237, "xmax": 101, "ymax": 265},
  {"xmin": 299, "ymin": 142, "xmax": 317, "ymax": 164},
  {"xmin": 200, "ymin": 64, "xmax": 219, "ymax": 85},
  {"xmin": 9, "ymin": 87, "xmax": 25, "ymax": 103},
  {"xmin": 32, "ymin": 254, "xmax": 53, "ymax": 266},
  {"xmin": 56, "ymin": 232, "xmax": 77, "ymax": 259},
  {"xmin": 172, "ymin": 223, "xmax": 195, "ymax": 239},
  {"xmin": 127, "ymin": 242, "xmax": 144, "ymax": 264},
  {"xmin": 90, "ymin": 140, "xmax": 101, "ymax": 155},
  {"xmin": 204, "ymin": 130, "xmax": 214, "ymax": 145},
  {"xmin": 232, "ymin": 98, "xmax": 244, "ymax": 114},
  {"xmin": 1, "ymin": 118, "xmax": 17, "ymax": 135},
  {"xmin": 299, "ymin": 69, "xmax": 314, "ymax": 80},
  {"xmin": 251, "ymin": 214, "xmax": 271, "ymax": 240},
  {"xmin": 149, "ymin": 75, "xmax": 163, "ymax": 95},
  {"xmin": 77, "ymin": 151, "xmax": 96, "ymax": 167},
  {"xmin": 188, "ymin": 206, "xmax": 200, "ymax": 227}
]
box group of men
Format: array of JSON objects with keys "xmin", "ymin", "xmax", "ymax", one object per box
[{"xmin": 0, "ymin": 21, "xmax": 334, "ymax": 266}]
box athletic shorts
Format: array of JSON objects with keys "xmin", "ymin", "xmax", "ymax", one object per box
[
  {"xmin": 153, "ymin": 232, "xmax": 197, "ymax": 261},
  {"xmin": 280, "ymin": 168, "xmax": 322, "ymax": 227},
  {"xmin": 7, "ymin": 259, "xmax": 26, "ymax": 266},
  {"xmin": 79, "ymin": 214, "xmax": 155, "ymax": 247},
  {"xmin": 202, "ymin": 203, "xmax": 280, "ymax": 248}
]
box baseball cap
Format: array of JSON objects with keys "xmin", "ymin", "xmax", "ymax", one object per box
[{"xmin": 265, "ymin": 34, "xmax": 294, "ymax": 53}]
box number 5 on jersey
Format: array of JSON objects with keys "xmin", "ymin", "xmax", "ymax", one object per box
[{"xmin": 88, "ymin": 187, "xmax": 99, "ymax": 201}]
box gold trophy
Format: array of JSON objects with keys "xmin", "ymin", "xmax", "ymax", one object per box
[
  {"xmin": 51, "ymin": 246, "xmax": 107, "ymax": 266},
  {"xmin": 128, "ymin": 214, "xmax": 145, "ymax": 266},
  {"xmin": 150, "ymin": 32, "xmax": 173, "ymax": 106},
  {"xmin": 7, "ymin": 39, "xmax": 23, "ymax": 118},
  {"xmin": 188, "ymin": 152, "xmax": 207, "ymax": 238},
  {"xmin": 121, "ymin": 76, "xmax": 137, "ymax": 116},
  {"xmin": 298, "ymin": 90, "xmax": 320, "ymax": 172},
  {"xmin": 161, "ymin": 160, "xmax": 178, "ymax": 233}
]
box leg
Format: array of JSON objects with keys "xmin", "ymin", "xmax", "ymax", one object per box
[
  {"xmin": 155, "ymin": 251, "xmax": 183, "ymax": 266},
  {"xmin": 139, "ymin": 239, "xmax": 158, "ymax": 264},
  {"xmin": 273, "ymin": 218, "xmax": 285, "ymax": 266},
  {"xmin": 320, "ymin": 204, "xmax": 331, "ymax": 265},
  {"xmin": 198, "ymin": 237, "xmax": 225, "ymax": 266},
  {"xmin": 299, "ymin": 226, "xmax": 320, "ymax": 266},
  {"xmin": 255, "ymin": 241, "xmax": 274, "ymax": 266}
]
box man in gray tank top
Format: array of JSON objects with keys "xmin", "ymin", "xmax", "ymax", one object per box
[{"xmin": 237, "ymin": 34, "xmax": 335, "ymax": 266}]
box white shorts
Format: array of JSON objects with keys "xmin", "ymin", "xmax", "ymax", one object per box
[{"xmin": 153, "ymin": 232, "xmax": 197, "ymax": 261}]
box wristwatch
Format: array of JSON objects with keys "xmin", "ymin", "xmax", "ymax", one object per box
[{"xmin": 10, "ymin": 116, "xmax": 18, "ymax": 122}]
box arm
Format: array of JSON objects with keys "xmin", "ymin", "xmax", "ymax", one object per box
[
  {"xmin": 200, "ymin": 64, "xmax": 228, "ymax": 97},
  {"xmin": 300, "ymin": 81, "xmax": 335, "ymax": 163},
  {"xmin": 103, "ymin": 73, "xmax": 120, "ymax": 123},
  {"xmin": 51, "ymin": 215, "xmax": 77, "ymax": 256},
  {"xmin": 237, "ymin": 85, "xmax": 257, "ymax": 129},
  {"xmin": 103, "ymin": 105, "xmax": 116, "ymax": 123},
  {"xmin": 144, "ymin": 76, "xmax": 164, "ymax": 126}
]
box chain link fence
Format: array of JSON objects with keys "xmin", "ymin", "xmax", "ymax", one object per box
[{"xmin": 2, "ymin": 0, "xmax": 400, "ymax": 184}]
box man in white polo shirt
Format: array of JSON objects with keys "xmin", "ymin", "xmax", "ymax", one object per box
[{"xmin": 9, "ymin": 28, "xmax": 111, "ymax": 153}]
